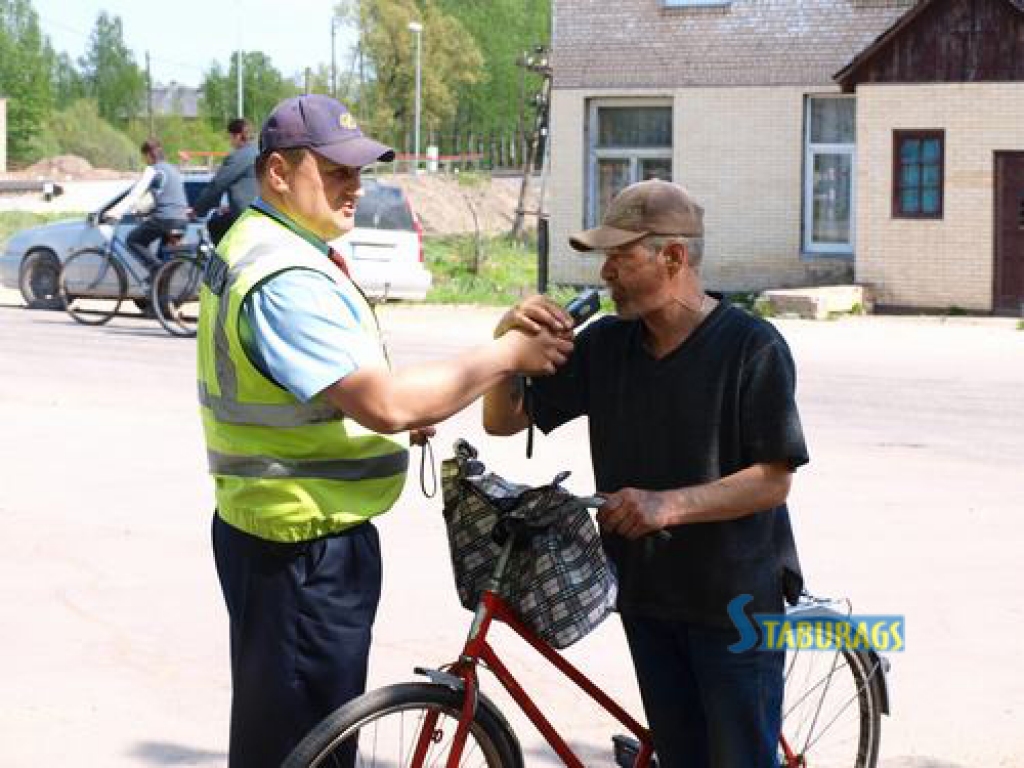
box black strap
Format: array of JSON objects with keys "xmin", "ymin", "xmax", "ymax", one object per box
[
  {"xmin": 419, "ymin": 437, "xmax": 437, "ymax": 498},
  {"xmin": 524, "ymin": 377, "xmax": 535, "ymax": 459}
]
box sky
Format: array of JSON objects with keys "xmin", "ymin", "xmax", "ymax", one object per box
[{"xmin": 31, "ymin": 0, "xmax": 356, "ymax": 87}]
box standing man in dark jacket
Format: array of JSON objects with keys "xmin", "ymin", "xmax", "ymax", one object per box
[{"xmin": 192, "ymin": 118, "xmax": 258, "ymax": 244}]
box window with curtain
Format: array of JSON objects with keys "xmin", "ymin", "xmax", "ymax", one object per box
[
  {"xmin": 586, "ymin": 102, "xmax": 673, "ymax": 228},
  {"xmin": 803, "ymin": 95, "xmax": 856, "ymax": 255}
]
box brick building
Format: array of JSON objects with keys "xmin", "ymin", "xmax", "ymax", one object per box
[
  {"xmin": 548, "ymin": 0, "xmax": 1024, "ymax": 313},
  {"xmin": 837, "ymin": 0, "xmax": 1024, "ymax": 313}
]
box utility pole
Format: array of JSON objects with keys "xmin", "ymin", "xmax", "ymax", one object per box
[
  {"xmin": 236, "ymin": 49, "xmax": 244, "ymax": 119},
  {"xmin": 512, "ymin": 45, "xmax": 552, "ymax": 243},
  {"xmin": 331, "ymin": 16, "xmax": 338, "ymax": 97},
  {"xmin": 145, "ymin": 51, "xmax": 154, "ymax": 136},
  {"xmin": 408, "ymin": 21, "xmax": 423, "ymax": 174}
]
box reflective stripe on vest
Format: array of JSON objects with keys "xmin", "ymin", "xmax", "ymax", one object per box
[
  {"xmin": 197, "ymin": 381, "xmax": 341, "ymax": 427},
  {"xmin": 206, "ymin": 449, "xmax": 409, "ymax": 480}
]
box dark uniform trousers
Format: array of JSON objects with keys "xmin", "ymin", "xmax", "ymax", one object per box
[{"xmin": 212, "ymin": 513, "xmax": 381, "ymax": 768}]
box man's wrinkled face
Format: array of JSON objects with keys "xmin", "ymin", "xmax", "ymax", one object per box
[
  {"xmin": 599, "ymin": 240, "xmax": 673, "ymax": 319},
  {"xmin": 276, "ymin": 149, "xmax": 363, "ymax": 240}
]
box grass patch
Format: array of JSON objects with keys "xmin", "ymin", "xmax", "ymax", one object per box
[
  {"xmin": 424, "ymin": 233, "xmax": 580, "ymax": 306},
  {"xmin": 0, "ymin": 210, "xmax": 84, "ymax": 247},
  {"xmin": 452, "ymin": 170, "xmax": 491, "ymax": 189}
]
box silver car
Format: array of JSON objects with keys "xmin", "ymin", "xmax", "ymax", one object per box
[
  {"xmin": 334, "ymin": 178, "xmax": 432, "ymax": 302},
  {"xmin": 0, "ymin": 177, "xmax": 212, "ymax": 309},
  {"xmin": 1, "ymin": 176, "xmax": 432, "ymax": 309}
]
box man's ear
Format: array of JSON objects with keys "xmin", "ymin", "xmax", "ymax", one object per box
[
  {"xmin": 265, "ymin": 152, "xmax": 292, "ymax": 194},
  {"xmin": 663, "ymin": 241, "xmax": 689, "ymax": 272}
]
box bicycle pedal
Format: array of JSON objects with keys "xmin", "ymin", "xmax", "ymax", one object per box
[{"xmin": 612, "ymin": 734, "xmax": 658, "ymax": 768}]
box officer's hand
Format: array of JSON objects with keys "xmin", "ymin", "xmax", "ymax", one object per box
[
  {"xmin": 598, "ymin": 488, "xmax": 671, "ymax": 540},
  {"xmin": 495, "ymin": 294, "xmax": 573, "ymax": 339},
  {"xmin": 501, "ymin": 326, "xmax": 573, "ymax": 376}
]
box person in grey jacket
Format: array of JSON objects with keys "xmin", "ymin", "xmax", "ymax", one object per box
[
  {"xmin": 118, "ymin": 137, "xmax": 189, "ymax": 275},
  {"xmin": 192, "ymin": 118, "xmax": 258, "ymax": 244}
]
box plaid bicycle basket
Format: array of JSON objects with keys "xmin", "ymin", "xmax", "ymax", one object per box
[{"xmin": 441, "ymin": 440, "xmax": 617, "ymax": 650}]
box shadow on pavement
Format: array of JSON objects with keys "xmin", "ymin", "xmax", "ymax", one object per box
[{"xmin": 129, "ymin": 741, "xmax": 226, "ymax": 765}]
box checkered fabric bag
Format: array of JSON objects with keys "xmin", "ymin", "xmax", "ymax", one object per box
[{"xmin": 441, "ymin": 440, "xmax": 617, "ymax": 650}]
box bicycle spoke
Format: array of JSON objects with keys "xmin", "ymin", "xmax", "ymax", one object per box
[
  {"xmin": 289, "ymin": 685, "xmax": 511, "ymax": 768},
  {"xmin": 782, "ymin": 640, "xmax": 881, "ymax": 768}
]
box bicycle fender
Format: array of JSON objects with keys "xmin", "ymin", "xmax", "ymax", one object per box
[
  {"xmin": 784, "ymin": 604, "xmax": 892, "ymax": 716},
  {"xmin": 414, "ymin": 666, "xmax": 525, "ymax": 768},
  {"xmin": 863, "ymin": 648, "xmax": 891, "ymax": 715}
]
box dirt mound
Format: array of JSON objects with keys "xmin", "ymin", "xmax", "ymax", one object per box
[
  {"xmin": 11, "ymin": 155, "xmax": 130, "ymax": 181},
  {"xmin": 376, "ymin": 173, "xmax": 540, "ymax": 236}
]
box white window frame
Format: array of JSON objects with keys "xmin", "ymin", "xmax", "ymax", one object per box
[
  {"xmin": 802, "ymin": 94, "xmax": 856, "ymax": 257},
  {"xmin": 586, "ymin": 98, "xmax": 674, "ymax": 228}
]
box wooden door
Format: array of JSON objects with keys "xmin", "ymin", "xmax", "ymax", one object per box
[{"xmin": 994, "ymin": 152, "xmax": 1024, "ymax": 314}]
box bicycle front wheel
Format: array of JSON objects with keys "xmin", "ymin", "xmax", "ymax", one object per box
[
  {"xmin": 59, "ymin": 248, "xmax": 126, "ymax": 325},
  {"xmin": 151, "ymin": 256, "xmax": 202, "ymax": 337},
  {"xmin": 283, "ymin": 682, "xmax": 521, "ymax": 768},
  {"xmin": 781, "ymin": 610, "xmax": 886, "ymax": 768}
]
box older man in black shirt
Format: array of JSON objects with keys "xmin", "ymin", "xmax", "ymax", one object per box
[{"xmin": 483, "ymin": 179, "xmax": 808, "ymax": 768}]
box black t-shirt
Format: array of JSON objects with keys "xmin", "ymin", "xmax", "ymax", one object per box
[{"xmin": 530, "ymin": 300, "xmax": 809, "ymax": 627}]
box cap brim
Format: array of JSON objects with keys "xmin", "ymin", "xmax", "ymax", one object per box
[
  {"xmin": 313, "ymin": 136, "xmax": 396, "ymax": 167},
  {"xmin": 568, "ymin": 225, "xmax": 648, "ymax": 252}
]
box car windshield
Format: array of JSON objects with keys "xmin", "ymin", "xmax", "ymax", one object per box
[{"xmin": 355, "ymin": 182, "xmax": 415, "ymax": 231}]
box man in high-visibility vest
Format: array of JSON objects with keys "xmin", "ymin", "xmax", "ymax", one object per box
[{"xmin": 197, "ymin": 94, "xmax": 573, "ymax": 768}]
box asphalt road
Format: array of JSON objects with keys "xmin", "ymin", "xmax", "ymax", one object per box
[{"xmin": 1, "ymin": 296, "xmax": 1022, "ymax": 767}]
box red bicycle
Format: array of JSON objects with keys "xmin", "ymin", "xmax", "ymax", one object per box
[{"xmin": 283, "ymin": 449, "xmax": 889, "ymax": 768}]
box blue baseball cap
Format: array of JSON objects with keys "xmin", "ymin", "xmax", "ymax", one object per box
[{"xmin": 259, "ymin": 94, "xmax": 395, "ymax": 167}]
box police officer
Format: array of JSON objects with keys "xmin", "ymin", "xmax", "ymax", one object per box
[{"xmin": 197, "ymin": 94, "xmax": 573, "ymax": 768}]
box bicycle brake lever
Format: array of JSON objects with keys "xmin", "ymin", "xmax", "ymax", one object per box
[{"xmin": 580, "ymin": 494, "xmax": 673, "ymax": 541}]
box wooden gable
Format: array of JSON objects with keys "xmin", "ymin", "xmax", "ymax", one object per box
[{"xmin": 836, "ymin": 0, "xmax": 1024, "ymax": 91}]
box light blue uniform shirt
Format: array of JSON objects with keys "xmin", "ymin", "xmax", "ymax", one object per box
[{"xmin": 239, "ymin": 200, "xmax": 380, "ymax": 402}]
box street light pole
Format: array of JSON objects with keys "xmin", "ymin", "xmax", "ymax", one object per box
[
  {"xmin": 408, "ymin": 21, "xmax": 423, "ymax": 174},
  {"xmin": 236, "ymin": 48, "xmax": 244, "ymax": 118},
  {"xmin": 330, "ymin": 16, "xmax": 339, "ymax": 98}
]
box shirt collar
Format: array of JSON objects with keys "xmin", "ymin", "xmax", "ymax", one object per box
[{"xmin": 250, "ymin": 197, "xmax": 332, "ymax": 257}]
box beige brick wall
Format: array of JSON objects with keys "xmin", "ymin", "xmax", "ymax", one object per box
[
  {"xmin": 549, "ymin": 86, "xmax": 854, "ymax": 290},
  {"xmin": 855, "ymin": 83, "xmax": 1024, "ymax": 312}
]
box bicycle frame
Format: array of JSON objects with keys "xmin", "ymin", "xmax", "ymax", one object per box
[
  {"xmin": 410, "ymin": 539, "xmax": 887, "ymax": 768},
  {"xmin": 94, "ymin": 221, "xmax": 193, "ymax": 293},
  {"xmin": 416, "ymin": 530, "xmax": 655, "ymax": 768}
]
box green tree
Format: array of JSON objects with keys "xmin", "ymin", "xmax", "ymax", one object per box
[
  {"xmin": 335, "ymin": 0, "xmax": 483, "ymax": 149},
  {"xmin": 199, "ymin": 51, "xmax": 298, "ymax": 130},
  {"xmin": 0, "ymin": 0, "xmax": 55, "ymax": 164},
  {"xmin": 80, "ymin": 12, "xmax": 145, "ymax": 126},
  {"xmin": 127, "ymin": 112, "xmax": 227, "ymax": 167},
  {"xmin": 42, "ymin": 99, "xmax": 140, "ymax": 170},
  {"xmin": 434, "ymin": 0, "xmax": 549, "ymax": 136},
  {"xmin": 52, "ymin": 51, "xmax": 87, "ymax": 105}
]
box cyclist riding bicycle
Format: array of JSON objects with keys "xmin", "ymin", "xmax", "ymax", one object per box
[{"xmin": 106, "ymin": 137, "xmax": 189, "ymax": 278}]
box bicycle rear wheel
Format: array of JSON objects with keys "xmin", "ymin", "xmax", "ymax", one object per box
[
  {"xmin": 60, "ymin": 248, "xmax": 126, "ymax": 325},
  {"xmin": 282, "ymin": 682, "xmax": 521, "ymax": 768},
  {"xmin": 151, "ymin": 256, "xmax": 202, "ymax": 337},
  {"xmin": 781, "ymin": 609, "xmax": 885, "ymax": 768}
]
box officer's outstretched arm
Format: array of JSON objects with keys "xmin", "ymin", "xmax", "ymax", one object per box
[{"xmin": 323, "ymin": 328, "xmax": 572, "ymax": 434}]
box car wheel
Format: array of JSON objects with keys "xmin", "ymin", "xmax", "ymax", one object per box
[{"xmin": 19, "ymin": 249, "xmax": 63, "ymax": 310}]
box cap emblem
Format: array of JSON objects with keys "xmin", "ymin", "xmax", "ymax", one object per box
[{"xmin": 339, "ymin": 113, "xmax": 357, "ymax": 130}]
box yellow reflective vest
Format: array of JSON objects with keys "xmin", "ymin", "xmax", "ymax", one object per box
[{"xmin": 196, "ymin": 208, "xmax": 408, "ymax": 542}]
